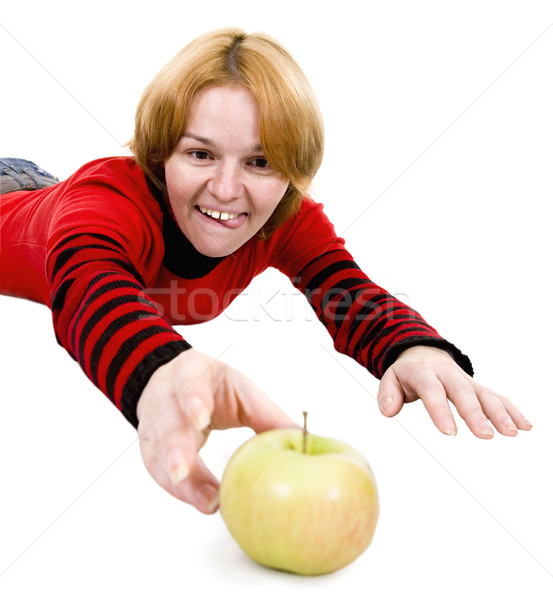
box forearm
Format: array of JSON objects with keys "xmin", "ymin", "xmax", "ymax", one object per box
[
  {"xmin": 48, "ymin": 232, "xmax": 190, "ymax": 426},
  {"xmin": 292, "ymin": 246, "xmax": 473, "ymax": 379}
]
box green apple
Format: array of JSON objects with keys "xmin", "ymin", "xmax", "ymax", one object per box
[{"xmin": 219, "ymin": 425, "xmax": 379, "ymax": 575}]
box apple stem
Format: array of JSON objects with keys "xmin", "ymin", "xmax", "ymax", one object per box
[{"xmin": 302, "ymin": 411, "xmax": 308, "ymax": 454}]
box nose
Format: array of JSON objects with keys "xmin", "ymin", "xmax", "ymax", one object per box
[{"xmin": 206, "ymin": 161, "xmax": 243, "ymax": 202}]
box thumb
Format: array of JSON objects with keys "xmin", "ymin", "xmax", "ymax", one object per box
[{"xmin": 377, "ymin": 367, "xmax": 405, "ymax": 418}]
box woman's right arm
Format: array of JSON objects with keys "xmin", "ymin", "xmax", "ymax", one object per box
[
  {"xmin": 45, "ymin": 181, "xmax": 298, "ymax": 513},
  {"xmin": 47, "ymin": 229, "xmax": 191, "ymax": 426}
]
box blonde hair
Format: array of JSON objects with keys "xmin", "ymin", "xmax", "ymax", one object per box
[{"xmin": 129, "ymin": 27, "xmax": 324, "ymax": 235}]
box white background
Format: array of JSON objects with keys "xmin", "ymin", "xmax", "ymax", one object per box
[{"xmin": 1, "ymin": 1, "xmax": 552, "ymax": 598}]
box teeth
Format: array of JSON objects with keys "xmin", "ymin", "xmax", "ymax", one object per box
[{"xmin": 199, "ymin": 207, "xmax": 240, "ymax": 221}]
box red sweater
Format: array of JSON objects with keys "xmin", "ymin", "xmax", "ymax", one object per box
[{"xmin": 0, "ymin": 156, "xmax": 472, "ymax": 427}]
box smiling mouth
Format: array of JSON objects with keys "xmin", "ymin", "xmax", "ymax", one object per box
[{"xmin": 197, "ymin": 206, "xmax": 245, "ymax": 221}]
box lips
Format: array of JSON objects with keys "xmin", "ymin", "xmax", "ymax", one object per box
[
  {"xmin": 198, "ymin": 206, "xmax": 242, "ymax": 221},
  {"xmin": 195, "ymin": 205, "xmax": 248, "ymax": 229}
]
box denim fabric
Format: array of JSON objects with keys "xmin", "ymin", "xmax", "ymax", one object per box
[{"xmin": 0, "ymin": 158, "xmax": 59, "ymax": 194}]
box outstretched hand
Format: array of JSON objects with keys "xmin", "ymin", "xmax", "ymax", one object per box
[
  {"xmin": 136, "ymin": 348, "xmax": 298, "ymax": 514},
  {"xmin": 377, "ymin": 345, "xmax": 532, "ymax": 438},
  {"xmin": 137, "ymin": 345, "xmax": 532, "ymax": 515}
]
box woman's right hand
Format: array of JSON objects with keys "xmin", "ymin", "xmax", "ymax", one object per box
[{"xmin": 135, "ymin": 348, "xmax": 299, "ymax": 514}]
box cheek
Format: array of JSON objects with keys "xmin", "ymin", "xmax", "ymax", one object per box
[
  {"xmin": 164, "ymin": 163, "xmax": 180, "ymax": 198},
  {"xmin": 259, "ymin": 179, "xmax": 289, "ymax": 212},
  {"xmin": 165, "ymin": 166, "xmax": 199, "ymax": 206}
]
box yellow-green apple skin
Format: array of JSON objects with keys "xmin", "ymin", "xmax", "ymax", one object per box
[{"xmin": 219, "ymin": 429, "xmax": 379, "ymax": 575}]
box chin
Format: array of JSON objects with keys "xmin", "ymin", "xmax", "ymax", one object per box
[
  {"xmin": 194, "ymin": 240, "xmax": 239, "ymax": 258},
  {"xmin": 204, "ymin": 248, "xmax": 233, "ymax": 258},
  {"xmin": 191, "ymin": 230, "xmax": 256, "ymax": 257}
]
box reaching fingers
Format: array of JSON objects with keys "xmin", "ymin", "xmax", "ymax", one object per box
[
  {"xmin": 438, "ymin": 374, "xmax": 496, "ymax": 439},
  {"xmin": 138, "ymin": 388, "xmax": 219, "ymax": 513},
  {"xmin": 135, "ymin": 350, "xmax": 302, "ymax": 514},
  {"xmin": 499, "ymin": 395, "xmax": 533, "ymax": 431},
  {"xmin": 142, "ymin": 446, "xmax": 220, "ymax": 514},
  {"xmin": 415, "ymin": 374, "xmax": 458, "ymax": 436},
  {"xmin": 441, "ymin": 375, "xmax": 532, "ymax": 438},
  {"xmin": 380, "ymin": 345, "xmax": 532, "ymax": 439},
  {"xmin": 378, "ymin": 365, "xmax": 458, "ymax": 434},
  {"xmin": 376, "ymin": 368, "xmax": 405, "ymax": 418},
  {"xmin": 178, "ymin": 392, "xmax": 212, "ymax": 433},
  {"xmin": 480, "ymin": 390, "xmax": 522, "ymax": 436}
]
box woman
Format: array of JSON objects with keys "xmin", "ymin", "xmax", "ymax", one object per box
[{"xmin": 0, "ymin": 28, "xmax": 531, "ymax": 514}]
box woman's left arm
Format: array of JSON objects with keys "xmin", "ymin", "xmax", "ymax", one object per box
[
  {"xmin": 377, "ymin": 345, "xmax": 532, "ymax": 438},
  {"xmin": 272, "ymin": 200, "xmax": 532, "ymax": 438}
]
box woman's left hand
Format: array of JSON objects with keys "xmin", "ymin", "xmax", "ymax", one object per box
[{"xmin": 377, "ymin": 345, "xmax": 532, "ymax": 438}]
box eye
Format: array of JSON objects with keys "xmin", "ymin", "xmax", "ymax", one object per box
[
  {"xmin": 189, "ymin": 150, "xmax": 211, "ymax": 161},
  {"xmin": 251, "ymin": 157, "xmax": 270, "ymax": 169}
]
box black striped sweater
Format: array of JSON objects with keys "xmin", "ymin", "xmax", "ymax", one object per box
[{"xmin": 0, "ymin": 157, "xmax": 472, "ymax": 427}]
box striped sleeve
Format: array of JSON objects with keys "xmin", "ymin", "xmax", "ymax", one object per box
[
  {"xmin": 274, "ymin": 200, "xmax": 473, "ymax": 379},
  {"xmin": 47, "ymin": 232, "xmax": 190, "ymax": 427},
  {"xmin": 291, "ymin": 247, "xmax": 473, "ymax": 378}
]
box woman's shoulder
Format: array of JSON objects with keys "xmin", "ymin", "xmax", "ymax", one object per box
[
  {"xmin": 274, "ymin": 196, "xmax": 339, "ymax": 243},
  {"xmin": 262, "ymin": 196, "xmax": 345, "ymax": 274},
  {"xmin": 47, "ymin": 156, "xmax": 165, "ymax": 261},
  {"xmin": 56, "ymin": 155, "xmax": 162, "ymax": 217},
  {"xmin": 65, "ymin": 156, "xmax": 150, "ymax": 191}
]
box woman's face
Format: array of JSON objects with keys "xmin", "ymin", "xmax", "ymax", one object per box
[{"xmin": 164, "ymin": 85, "xmax": 289, "ymax": 257}]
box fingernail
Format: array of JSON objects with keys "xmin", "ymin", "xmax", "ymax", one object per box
[
  {"xmin": 187, "ymin": 397, "xmax": 211, "ymax": 431},
  {"xmin": 193, "ymin": 408, "xmax": 211, "ymax": 432},
  {"xmin": 379, "ymin": 397, "xmax": 393, "ymax": 416},
  {"xmin": 170, "ymin": 460, "xmax": 190, "ymax": 486},
  {"xmin": 504, "ymin": 417, "xmax": 518, "ymax": 435},
  {"xmin": 196, "ymin": 484, "xmax": 219, "ymax": 513},
  {"xmin": 522, "ymin": 416, "xmax": 533, "ymax": 429},
  {"xmin": 443, "ymin": 428, "xmax": 457, "ymax": 436},
  {"xmin": 479, "ymin": 422, "xmax": 494, "ymax": 438}
]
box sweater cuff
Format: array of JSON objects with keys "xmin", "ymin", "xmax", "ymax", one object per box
[
  {"xmin": 121, "ymin": 340, "xmax": 192, "ymax": 428},
  {"xmin": 380, "ymin": 337, "xmax": 474, "ymax": 378}
]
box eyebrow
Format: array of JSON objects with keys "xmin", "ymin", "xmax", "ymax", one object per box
[{"xmin": 182, "ymin": 131, "xmax": 263, "ymax": 153}]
